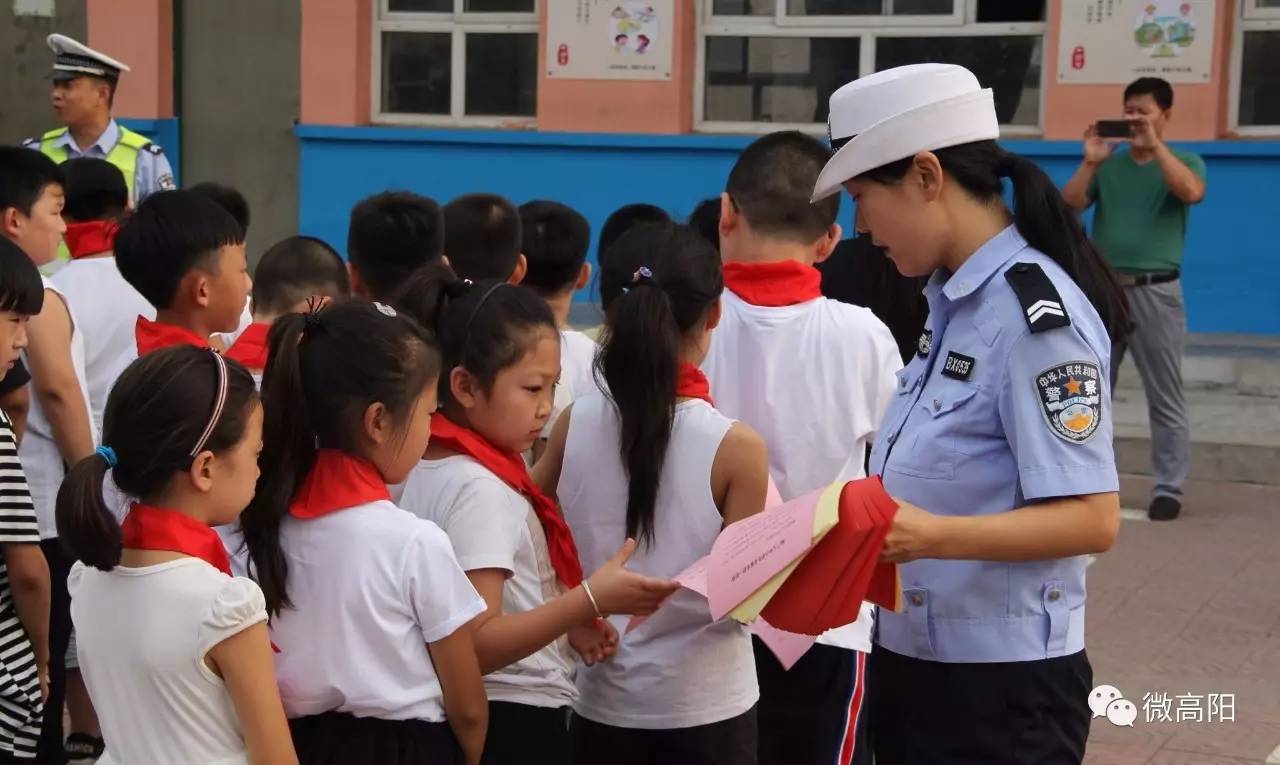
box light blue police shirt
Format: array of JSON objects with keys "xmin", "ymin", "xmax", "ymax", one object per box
[
  {"xmin": 23, "ymin": 119, "xmax": 175, "ymax": 205},
  {"xmin": 869, "ymin": 225, "xmax": 1118, "ymax": 664}
]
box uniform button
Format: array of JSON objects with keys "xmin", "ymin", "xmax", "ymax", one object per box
[
  {"xmin": 888, "ymin": 433, "xmax": 897, "ymax": 446},
  {"xmin": 932, "ymin": 399, "xmax": 942, "ymax": 412},
  {"xmin": 909, "ymin": 593, "xmax": 925, "ymax": 607},
  {"xmin": 1048, "ymin": 590, "xmax": 1062, "ymax": 603}
]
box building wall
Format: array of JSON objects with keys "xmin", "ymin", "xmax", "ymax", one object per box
[{"xmin": 0, "ymin": 0, "xmax": 86, "ymax": 144}]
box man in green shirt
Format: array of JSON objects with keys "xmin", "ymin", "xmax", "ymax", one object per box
[{"xmin": 1063, "ymin": 77, "xmax": 1207, "ymax": 522}]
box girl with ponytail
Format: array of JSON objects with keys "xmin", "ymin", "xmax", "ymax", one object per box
[{"xmin": 532, "ymin": 223, "xmax": 769, "ymax": 764}]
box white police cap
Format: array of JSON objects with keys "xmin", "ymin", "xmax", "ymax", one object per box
[
  {"xmin": 48, "ymin": 33, "xmax": 130, "ymax": 82},
  {"xmin": 812, "ymin": 63, "xmax": 999, "ymax": 202}
]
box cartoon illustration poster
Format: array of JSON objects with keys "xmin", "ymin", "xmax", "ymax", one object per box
[
  {"xmin": 1058, "ymin": 0, "xmax": 1215, "ymax": 84},
  {"xmin": 546, "ymin": 0, "xmax": 674, "ymax": 81}
]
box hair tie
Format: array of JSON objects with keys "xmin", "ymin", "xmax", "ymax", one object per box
[
  {"xmin": 190, "ymin": 350, "xmax": 229, "ymax": 457},
  {"xmin": 95, "ymin": 445, "xmax": 117, "ymax": 468},
  {"xmin": 632, "ymin": 266, "xmax": 655, "ymax": 285}
]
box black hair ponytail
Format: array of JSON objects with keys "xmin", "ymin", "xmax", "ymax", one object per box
[
  {"xmin": 859, "ymin": 141, "xmax": 1132, "ymax": 341},
  {"xmin": 240, "ymin": 301, "xmax": 439, "ymax": 615},
  {"xmin": 56, "ymin": 347, "xmax": 258, "ymax": 570},
  {"xmin": 595, "ymin": 223, "xmax": 723, "ymax": 548}
]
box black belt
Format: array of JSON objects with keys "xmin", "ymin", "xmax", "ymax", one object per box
[{"xmin": 1117, "ymin": 269, "xmax": 1179, "ymax": 287}]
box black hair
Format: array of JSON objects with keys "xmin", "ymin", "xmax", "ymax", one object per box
[
  {"xmin": 598, "ymin": 203, "xmax": 670, "ymax": 264},
  {"xmin": 0, "ymin": 146, "xmax": 64, "ymax": 218},
  {"xmin": 189, "ymin": 182, "xmax": 251, "ymax": 233},
  {"xmin": 61, "ymin": 157, "xmax": 128, "ymax": 223},
  {"xmin": 857, "ymin": 141, "xmax": 1132, "ymax": 341},
  {"xmin": 240, "ymin": 301, "xmax": 440, "ymax": 615},
  {"xmin": 1124, "ymin": 77, "xmax": 1173, "ymax": 111},
  {"xmin": 251, "ymin": 236, "xmax": 350, "ymax": 318},
  {"xmin": 392, "ymin": 262, "xmax": 556, "ymax": 407},
  {"xmin": 442, "ymin": 193, "xmax": 523, "ymax": 282},
  {"xmin": 726, "ymin": 131, "xmax": 840, "ymax": 243},
  {"xmin": 518, "ymin": 200, "xmax": 591, "ymax": 296},
  {"xmin": 0, "ymin": 238, "xmax": 45, "ymax": 316},
  {"xmin": 595, "ymin": 223, "xmax": 723, "ymax": 547},
  {"xmin": 687, "ymin": 197, "xmax": 721, "ymax": 252},
  {"xmin": 114, "ymin": 189, "xmax": 245, "ymax": 310},
  {"xmin": 56, "ymin": 347, "xmax": 258, "ymax": 570},
  {"xmin": 347, "ymin": 191, "xmax": 444, "ymax": 301}
]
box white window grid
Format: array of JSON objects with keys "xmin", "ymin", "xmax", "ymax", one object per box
[
  {"xmin": 694, "ymin": 0, "xmax": 1046, "ymax": 136},
  {"xmin": 1243, "ymin": 0, "xmax": 1280, "ymax": 20},
  {"xmin": 372, "ymin": 0, "xmax": 539, "ymax": 127},
  {"xmin": 1232, "ymin": 2, "xmax": 1280, "ymax": 134}
]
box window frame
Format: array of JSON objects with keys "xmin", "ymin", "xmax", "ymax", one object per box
[
  {"xmin": 1242, "ymin": 0, "xmax": 1280, "ymax": 21},
  {"xmin": 1231, "ymin": 5, "xmax": 1280, "ymax": 135},
  {"xmin": 695, "ymin": 0, "xmax": 1046, "ymax": 136},
  {"xmin": 372, "ymin": 0, "xmax": 539, "ymax": 127}
]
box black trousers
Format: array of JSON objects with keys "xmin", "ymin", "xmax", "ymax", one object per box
[
  {"xmin": 290, "ymin": 712, "xmax": 462, "ymax": 765},
  {"xmin": 38, "ymin": 538, "xmax": 73, "ymax": 764},
  {"xmin": 570, "ymin": 706, "xmax": 757, "ymax": 765},
  {"xmin": 755, "ymin": 638, "xmax": 870, "ymax": 765},
  {"xmin": 868, "ymin": 645, "xmax": 1093, "ymax": 765},
  {"xmin": 481, "ymin": 702, "xmax": 569, "ymax": 765}
]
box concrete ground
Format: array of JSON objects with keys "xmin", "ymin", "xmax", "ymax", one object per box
[{"xmin": 1084, "ymin": 477, "xmax": 1280, "ymax": 765}]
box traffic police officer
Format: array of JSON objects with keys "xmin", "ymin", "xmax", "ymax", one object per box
[
  {"xmin": 813, "ymin": 64, "xmax": 1130, "ymax": 764},
  {"xmin": 23, "ymin": 34, "xmax": 175, "ymax": 206}
]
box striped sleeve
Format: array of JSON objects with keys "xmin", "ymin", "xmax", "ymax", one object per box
[{"xmin": 0, "ymin": 413, "xmax": 39, "ymax": 545}]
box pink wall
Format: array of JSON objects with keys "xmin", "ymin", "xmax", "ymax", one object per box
[
  {"xmin": 300, "ymin": 0, "xmax": 372, "ymax": 126},
  {"xmin": 86, "ymin": 0, "xmax": 172, "ymax": 119},
  {"xmin": 1043, "ymin": 0, "xmax": 1236, "ymax": 140},
  {"xmin": 537, "ymin": 0, "xmax": 696, "ymax": 134}
]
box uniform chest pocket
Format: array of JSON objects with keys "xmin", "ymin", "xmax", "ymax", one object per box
[{"xmin": 885, "ymin": 382, "xmax": 983, "ymax": 480}]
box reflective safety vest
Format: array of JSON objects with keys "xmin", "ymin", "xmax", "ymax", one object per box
[{"xmin": 38, "ymin": 126, "xmax": 151, "ymax": 201}]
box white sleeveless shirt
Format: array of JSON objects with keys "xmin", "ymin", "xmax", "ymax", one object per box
[
  {"xmin": 20, "ymin": 277, "xmax": 97, "ymax": 539},
  {"xmin": 558, "ymin": 393, "xmax": 758, "ymax": 730}
]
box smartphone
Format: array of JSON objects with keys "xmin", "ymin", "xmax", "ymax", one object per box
[{"xmin": 1095, "ymin": 120, "xmax": 1134, "ymax": 139}]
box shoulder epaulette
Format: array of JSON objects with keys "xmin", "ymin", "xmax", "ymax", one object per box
[{"xmin": 1004, "ymin": 262, "xmax": 1071, "ymax": 333}]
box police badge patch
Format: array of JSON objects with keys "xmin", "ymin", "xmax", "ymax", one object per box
[{"xmin": 1035, "ymin": 361, "xmax": 1103, "ymax": 443}]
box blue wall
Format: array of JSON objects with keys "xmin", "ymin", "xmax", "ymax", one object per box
[
  {"xmin": 118, "ymin": 117, "xmax": 181, "ymax": 185},
  {"xmin": 296, "ymin": 125, "xmax": 1280, "ymax": 335}
]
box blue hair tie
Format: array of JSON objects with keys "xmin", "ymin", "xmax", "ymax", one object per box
[{"xmin": 95, "ymin": 445, "xmax": 117, "ymax": 468}]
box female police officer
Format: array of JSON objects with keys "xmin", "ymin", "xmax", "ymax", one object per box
[{"xmin": 812, "ymin": 64, "xmax": 1131, "ymax": 763}]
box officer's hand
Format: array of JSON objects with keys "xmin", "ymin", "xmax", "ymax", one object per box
[{"xmin": 881, "ymin": 499, "xmax": 940, "ymax": 564}]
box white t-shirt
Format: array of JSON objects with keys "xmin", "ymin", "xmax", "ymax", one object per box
[
  {"xmin": 701, "ymin": 289, "xmax": 902, "ymax": 652},
  {"xmin": 20, "ymin": 277, "xmax": 97, "ymax": 539},
  {"xmin": 400, "ymin": 457, "xmax": 578, "ymax": 709},
  {"xmin": 544, "ymin": 329, "xmax": 598, "ymax": 438},
  {"xmin": 69, "ymin": 558, "xmax": 267, "ymax": 765},
  {"xmin": 270, "ymin": 500, "xmax": 485, "ymax": 721},
  {"xmin": 51, "ymin": 256, "xmax": 154, "ymax": 434},
  {"xmin": 559, "ymin": 394, "xmax": 758, "ymax": 730}
]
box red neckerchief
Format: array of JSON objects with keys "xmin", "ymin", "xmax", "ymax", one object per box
[
  {"xmin": 136, "ymin": 316, "xmax": 211, "ymax": 356},
  {"xmin": 289, "ymin": 449, "xmax": 391, "ymax": 519},
  {"xmin": 64, "ymin": 220, "xmax": 117, "ymax": 260},
  {"xmin": 677, "ymin": 362, "xmax": 715, "ymax": 406},
  {"xmin": 430, "ymin": 414, "xmax": 584, "ymax": 589},
  {"xmin": 225, "ymin": 322, "xmax": 270, "ymax": 371},
  {"xmin": 120, "ymin": 503, "xmax": 231, "ymax": 575},
  {"xmin": 722, "ymin": 260, "xmax": 823, "ymax": 307}
]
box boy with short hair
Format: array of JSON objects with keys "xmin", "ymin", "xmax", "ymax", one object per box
[
  {"xmin": 347, "ymin": 191, "xmax": 443, "ymax": 301},
  {"xmin": 225, "ymin": 235, "xmax": 350, "ymax": 375},
  {"xmin": 189, "ymin": 181, "xmax": 251, "ymax": 233},
  {"xmin": 442, "ymin": 193, "xmax": 525, "ymax": 283},
  {"xmin": 700, "ymin": 131, "xmax": 901, "ymax": 765},
  {"xmin": 114, "ymin": 189, "xmax": 250, "ymax": 355}
]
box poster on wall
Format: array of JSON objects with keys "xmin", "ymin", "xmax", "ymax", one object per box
[
  {"xmin": 546, "ymin": 0, "xmax": 674, "ymax": 81},
  {"xmin": 1058, "ymin": 0, "xmax": 1215, "ymax": 84}
]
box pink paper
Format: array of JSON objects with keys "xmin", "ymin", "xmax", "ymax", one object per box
[
  {"xmin": 624, "ymin": 556, "xmax": 709, "ymax": 634},
  {"xmin": 705, "ymin": 487, "xmax": 826, "ymax": 620},
  {"xmin": 765, "ymin": 477, "xmax": 783, "ymax": 510},
  {"xmin": 752, "ymin": 617, "xmax": 817, "ymax": 670}
]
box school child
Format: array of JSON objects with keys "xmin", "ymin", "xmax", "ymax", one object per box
[
  {"xmin": 442, "ymin": 194, "xmax": 526, "ymax": 283},
  {"xmin": 0, "ymin": 238, "xmax": 53, "ymax": 763},
  {"xmin": 0, "ymin": 145, "xmax": 97, "ymax": 762},
  {"xmin": 534, "ymin": 223, "xmax": 767, "ymax": 765},
  {"xmin": 189, "ymin": 182, "xmax": 254, "ymax": 347},
  {"xmin": 114, "ymin": 189, "xmax": 251, "ymax": 356},
  {"xmin": 700, "ymin": 131, "xmax": 902, "ymax": 765},
  {"xmin": 225, "ymin": 235, "xmax": 350, "ymax": 378},
  {"xmin": 347, "ymin": 191, "xmax": 444, "ymax": 302},
  {"xmin": 238, "ymin": 301, "xmax": 489, "ymax": 765},
  {"xmin": 55, "ymin": 346, "xmax": 297, "ymax": 765},
  {"xmin": 688, "ymin": 197, "xmax": 722, "ymax": 253},
  {"xmin": 516, "ymin": 200, "xmax": 597, "ymax": 449},
  {"xmin": 393, "ymin": 264, "xmax": 680, "ymax": 765}
]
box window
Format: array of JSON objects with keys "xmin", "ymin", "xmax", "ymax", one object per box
[
  {"xmin": 1233, "ymin": 2, "xmax": 1280, "ymax": 132},
  {"xmin": 375, "ymin": 0, "xmax": 537, "ymax": 125},
  {"xmin": 697, "ymin": 0, "xmax": 1046, "ymax": 133}
]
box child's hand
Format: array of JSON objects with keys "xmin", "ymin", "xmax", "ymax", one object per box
[
  {"xmin": 568, "ymin": 620, "xmax": 619, "ymax": 666},
  {"xmin": 587, "ymin": 539, "xmax": 681, "ymax": 616}
]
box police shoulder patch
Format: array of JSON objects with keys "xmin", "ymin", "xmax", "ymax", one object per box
[
  {"xmin": 1034, "ymin": 361, "xmax": 1103, "ymax": 443},
  {"xmin": 156, "ymin": 173, "xmax": 176, "ymax": 191},
  {"xmin": 1005, "ymin": 262, "xmax": 1070, "ymax": 333}
]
